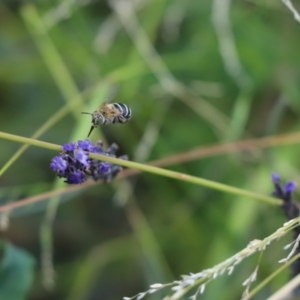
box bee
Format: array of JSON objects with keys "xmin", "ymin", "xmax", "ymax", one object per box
[{"xmin": 81, "ymin": 87, "xmax": 132, "ymax": 137}]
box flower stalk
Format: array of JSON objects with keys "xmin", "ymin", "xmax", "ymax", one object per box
[{"xmin": 0, "ymin": 131, "xmax": 281, "ymax": 205}]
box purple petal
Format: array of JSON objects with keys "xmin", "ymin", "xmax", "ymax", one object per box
[
  {"xmin": 271, "ymin": 173, "xmax": 281, "ymax": 183},
  {"xmin": 75, "ymin": 149, "xmax": 89, "ymax": 167},
  {"xmin": 78, "ymin": 139, "xmax": 94, "ymax": 151},
  {"xmin": 62, "ymin": 143, "xmax": 76, "ymax": 152},
  {"xmin": 65, "ymin": 171, "xmax": 85, "ymax": 184},
  {"xmin": 285, "ymin": 181, "xmax": 297, "ymax": 194},
  {"xmin": 90, "ymin": 146, "xmax": 103, "ymax": 153},
  {"xmin": 99, "ymin": 162, "xmax": 111, "ymax": 174},
  {"xmin": 50, "ymin": 156, "xmax": 67, "ymax": 172}
]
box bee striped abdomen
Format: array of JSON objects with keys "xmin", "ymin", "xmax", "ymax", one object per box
[{"xmin": 113, "ymin": 103, "xmax": 132, "ymax": 123}]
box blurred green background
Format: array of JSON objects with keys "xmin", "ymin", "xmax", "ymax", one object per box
[{"xmin": 1, "ymin": 0, "xmax": 300, "ymax": 299}]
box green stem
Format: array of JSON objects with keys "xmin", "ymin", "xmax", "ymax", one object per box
[
  {"xmin": 0, "ymin": 131, "xmax": 281, "ymax": 206},
  {"xmin": 0, "ymin": 132, "xmax": 60, "ymax": 152},
  {"xmin": 21, "ymin": 4, "xmax": 84, "ymax": 118},
  {"xmin": 247, "ymin": 252, "xmax": 300, "ymax": 299}
]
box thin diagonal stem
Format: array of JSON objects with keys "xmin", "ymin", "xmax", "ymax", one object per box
[
  {"xmin": 21, "ymin": 4, "xmax": 84, "ymax": 117},
  {"xmin": 0, "ymin": 131, "xmax": 281, "ymax": 206}
]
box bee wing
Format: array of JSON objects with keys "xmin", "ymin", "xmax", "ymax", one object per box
[
  {"xmin": 105, "ymin": 84, "xmax": 120, "ymax": 104},
  {"xmin": 96, "ymin": 85, "xmax": 119, "ymax": 111}
]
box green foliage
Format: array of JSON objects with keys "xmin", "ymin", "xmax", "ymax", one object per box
[
  {"xmin": 1, "ymin": 0, "xmax": 300, "ymax": 299},
  {"xmin": 0, "ymin": 240, "xmax": 35, "ymax": 300}
]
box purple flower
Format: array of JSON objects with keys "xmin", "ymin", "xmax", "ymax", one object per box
[
  {"xmin": 78, "ymin": 139, "xmax": 102, "ymax": 154},
  {"xmin": 271, "ymin": 173, "xmax": 280, "ymax": 184},
  {"xmin": 65, "ymin": 171, "xmax": 85, "ymax": 184},
  {"xmin": 285, "ymin": 181, "xmax": 297, "ymax": 194},
  {"xmin": 271, "ymin": 173, "xmax": 297, "ymax": 200},
  {"xmin": 271, "ymin": 173, "xmax": 298, "ymax": 220},
  {"xmin": 50, "ymin": 139, "xmax": 128, "ymax": 185},
  {"xmin": 62, "ymin": 143, "xmax": 76, "ymax": 152},
  {"xmin": 50, "ymin": 156, "xmax": 67, "ymax": 172},
  {"xmin": 271, "ymin": 174, "xmax": 300, "ymax": 280},
  {"xmin": 75, "ymin": 149, "xmax": 89, "ymax": 167},
  {"xmin": 89, "ymin": 145, "xmax": 102, "ymax": 154},
  {"xmin": 78, "ymin": 139, "xmax": 95, "ymax": 152},
  {"xmin": 99, "ymin": 162, "xmax": 111, "ymax": 174}
]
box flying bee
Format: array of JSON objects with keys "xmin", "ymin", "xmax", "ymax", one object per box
[{"xmin": 81, "ymin": 90, "xmax": 132, "ymax": 137}]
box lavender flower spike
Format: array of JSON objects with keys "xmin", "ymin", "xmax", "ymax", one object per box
[
  {"xmin": 271, "ymin": 175, "xmax": 300, "ymax": 283},
  {"xmin": 50, "ymin": 139, "xmax": 128, "ymax": 184},
  {"xmin": 271, "ymin": 173, "xmax": 281, "ymax": 184},
  {"xmin": 285, "ymin": 181, "xmax": 297, "ymax": 194}
]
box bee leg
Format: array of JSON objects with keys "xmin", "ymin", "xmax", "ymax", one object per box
[
  {"xmin": 99, "ymin": 114, "xmax": 106, "ymax": 125},
  {"xmin": 119, "ymin": 115, "xmax": 127, "ymax": 123},
  {"xmin": 87, "ymin": 126, "xmax": 95, "ymax": 137}
]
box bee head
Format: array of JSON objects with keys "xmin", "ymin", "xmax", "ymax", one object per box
[{"xmin": 81, "ymin": 111, "xmax": 105, "ymax": 126}]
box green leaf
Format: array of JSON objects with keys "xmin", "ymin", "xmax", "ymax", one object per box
[{"xmin": 0, "ymin": 240, "xmax": 35, "ymax": 300}]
